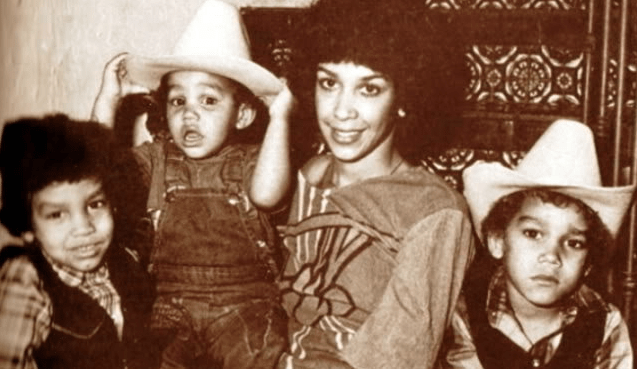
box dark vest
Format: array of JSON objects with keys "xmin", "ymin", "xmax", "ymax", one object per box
[
  {"xmin": 464, "ymin": 268, "xmax": 606, "ymax": 369},
  {"xmin": 1, "ymin": 245, "xmax": 156, "ymax": 369}
]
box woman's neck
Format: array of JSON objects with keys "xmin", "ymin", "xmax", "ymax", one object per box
[{"xmin": 331, "ymin": 149, "xmax": 406, "ymax": 188}]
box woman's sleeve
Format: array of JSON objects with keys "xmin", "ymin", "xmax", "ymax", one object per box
[
  {"xmin": 342, "ymin": 208, "xmax": 475, "ymax": 369},
  {"xmin": 438, "ymin": 296, "xmax": 485, "ymax": 369},
  {"xmin": 0, "ymin": 257, "xmax": 51, "ymax": 369}
]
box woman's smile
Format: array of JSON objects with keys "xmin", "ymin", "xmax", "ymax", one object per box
[
  {"xmin": 328, "ymin": 126, "xmax": 365, "ymax": 145},
  {"xmin": 315, "ymin": 62, "xmax": 396, "ymax": 164}
]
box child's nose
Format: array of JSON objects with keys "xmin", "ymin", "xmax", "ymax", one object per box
[
  {"xmin": 183, "ymin": 103, "xmax": 200, "ymax": 120},
  {"xmin": 539, "ymin": 242, "xmax": 562, "ymax": 265},
  {"xmin": 72, "ymin": 211, "xmax": 96, "ymax": 235}
]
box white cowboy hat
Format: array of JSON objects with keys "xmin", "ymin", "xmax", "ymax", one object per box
[
  {"xmin": 463, "ymin": 119, "xmax": 636, "ymax": 240},
  {"xmin": 124, "ymin": 0, "xmax": 282, "ymax": 99}
]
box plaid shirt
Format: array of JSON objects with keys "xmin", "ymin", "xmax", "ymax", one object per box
[
  {"xmin": 440, "ymin": 267, "xmax": 633, "ymax": 369},
  {"xmin": 0, "ymin": 252, "xmax": 122, "ymax": 369}
]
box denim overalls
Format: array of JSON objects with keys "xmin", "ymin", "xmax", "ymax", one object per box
[{"xmin": 146, "ymin": 143, "xmax": 287, "ymax": 369}]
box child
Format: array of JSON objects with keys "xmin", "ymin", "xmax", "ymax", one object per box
[
  {"xmin": 91, "ymin": 1, "xmax": 293, "ymax": 367},
  {"xmin": 0, "ymin": 114, "xmax": 155, "ymax": 369},
  {"xmin": 440, "ymin": 119, "xmax": 635, "ymax": 368}
]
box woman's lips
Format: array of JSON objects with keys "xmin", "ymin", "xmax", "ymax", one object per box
[{"xmin": 331, "ymin": 128, "xmax": 363, "ymax": 144}]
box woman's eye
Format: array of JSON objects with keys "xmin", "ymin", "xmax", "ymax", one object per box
[
  {"xmin": 168, "ymin": 97, "xmax": 185, "ymax": 106},
  {"xmin": 317, "ymin": 78, "xmax": 337, "ymax": 90},
  {"xmin": 522, "ymin": 229, "xmax": 541, "ymax": 239},
  {"xmin": 566, "ymin": 239, "xmax": 587, "ymax": 249},
  {"xmin": 361, "ymin": 84, "xmax": 381, "ymax": 96}
]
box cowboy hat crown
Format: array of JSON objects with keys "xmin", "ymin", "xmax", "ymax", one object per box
[
  {"xmin": 125, "ymin": 0, "xmax": 282, "ymax": 99},
  {"xmin": 463, "ymin": 119, "xmax": 635, "ymax": 240},
  {"xmin": 514, "ymin": 119, "xmax": 601, "ymax": 187}
]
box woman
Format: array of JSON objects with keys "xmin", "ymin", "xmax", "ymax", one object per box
[{"xmin": 278, "ymin": 0, "xmax": 475, "ymax": 368}]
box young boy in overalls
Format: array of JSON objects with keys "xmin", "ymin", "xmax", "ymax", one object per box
[
  {"xmin": 91, "ymin": 1, "xmax": 293, "ymax": 367},
  {"xmin": 440, "ymin": 120, "xmax": 635, "ymax": 368}
]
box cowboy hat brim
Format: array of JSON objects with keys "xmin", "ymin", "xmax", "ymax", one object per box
[
  {"xmin": 125, "ymin": 54, "xmax": 283, "ymax": 99},
  {"xmin": 463, "ymin": 162, "xmax": 636, "ymax": 241}
]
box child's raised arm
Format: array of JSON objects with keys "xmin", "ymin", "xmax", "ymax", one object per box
[
  {"xmin": 91, "ymin": 52, "xmax": 149, "ymax": 128},
  {"xmin": 249, "ymin": 81, "xmax": 295, "ymax": 210}
]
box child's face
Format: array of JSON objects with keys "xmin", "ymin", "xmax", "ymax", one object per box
[
  {"xmin": 165, "ymin": 71, "xmax": 249, "ymax": 159},
  {"xmin": 315, "ymin": 62, "xmax": 397, "ymax": 164},
  {"xmin": 25, "ymin": 178, "xmax": 113, "ymax": 273},
  {"xmin": 488, "ymin": 196, "xmax": 590, "ymax": 311}
]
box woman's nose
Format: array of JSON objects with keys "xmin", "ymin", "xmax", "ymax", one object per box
[{"xmin": 333, "ymin": 92, "xmax": 357, "ymax": 120}]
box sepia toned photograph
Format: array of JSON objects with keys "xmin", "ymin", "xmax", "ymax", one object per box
[{"xmin": 0, "ymin": 0, "xmax": 635, "ymax": 367}]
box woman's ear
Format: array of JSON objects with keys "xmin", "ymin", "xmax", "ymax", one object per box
[
  {"xmin": 235, "ymin": 103, "xmax": 256, "ymax": 130},
  {"xmin": 486, "ymin": 234, "xmax": 505, "ymax": 260}
]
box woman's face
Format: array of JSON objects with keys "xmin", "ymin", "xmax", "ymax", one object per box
[{"xmin": 315, "ymin": 62, "xmax": 397, "ymax": 164}]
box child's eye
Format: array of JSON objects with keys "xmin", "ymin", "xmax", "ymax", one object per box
[
  {"xmin": 88, "ymin": 199, "xmax": 109, "ymax": 210},
  {"xmin": 317, "ymin": 78, "xmax": 337, "ymax": 91},
  {"xmin": 45, "ymin": 211, "xmax": 64, "ymax": 220},
  {"xmin": 202, "ymin": 96, "xmax": 218, "ymax": 105},
  {"xmin": 522, "ymin": 229, "xmax": 541, "ymax": 239},
  {"xmin": 168, "ymin": 97, "xmax": 185, "ymax": 106},
  {"xmin": 360, "ymin": 84, "xmax": 381, "ymax": 96}
]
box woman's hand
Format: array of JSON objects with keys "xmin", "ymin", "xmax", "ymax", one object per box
[{"xmin": 91, "ymin": 52, "xmax": 149, "ymax": 127}]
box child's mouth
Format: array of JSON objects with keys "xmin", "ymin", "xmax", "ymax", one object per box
[
  {"xmin": 73, "ymin": 242, "xmax": 102, "ymax": 258},
  {"xmin": 531, "ymin": 275, "xmax": 559, "ymax": 285},
  {"xmin": 183, "ymin": 130, "xmax": 203, "ymax": 146}
]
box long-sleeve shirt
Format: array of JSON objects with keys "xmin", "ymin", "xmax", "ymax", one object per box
[
  {"xmin": 0, "ymin": 251, "xmax": 122, "ymax": 369},
  {"xmin": 278, "ymin": 159, "xmax": 475, "ymax": 369},
  {"xmin": 440, "ymin": 267, "xmax": 633, "ymax": 369}
]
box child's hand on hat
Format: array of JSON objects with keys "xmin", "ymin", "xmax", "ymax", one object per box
[
  {"xmin": 91, "ymin": 52, "xmax": 150, "ymax": 128},
  {"xmin": 267, "ymin": 78, "xmax": 295, "ymax": 126}
]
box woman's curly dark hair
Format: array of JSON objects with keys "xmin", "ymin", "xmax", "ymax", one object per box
[
  {"xmin": 481, "ymin": 189, "xmax": 613, "ymax": 294},
  {"xmin": 0, "ymin": 114, "xmax": 148, "ymax": 249},
  {"xmin": 288, "ymin": 0, "xmax": 470, "ymax": 164}
]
